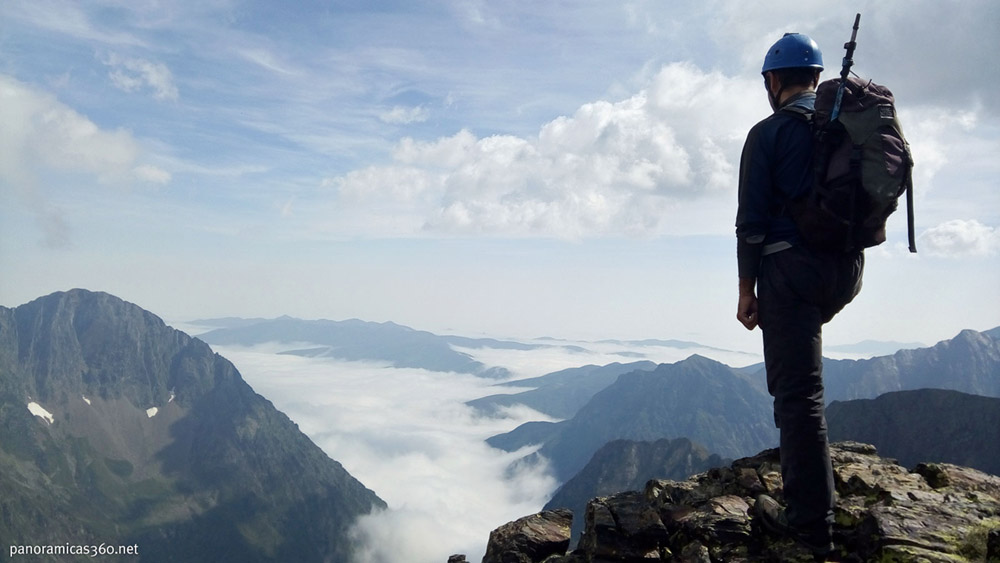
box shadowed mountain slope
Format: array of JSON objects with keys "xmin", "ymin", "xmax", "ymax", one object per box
[{"xmin": 827, "ymin": 388, "xmax": 1000, "ymax": 476}]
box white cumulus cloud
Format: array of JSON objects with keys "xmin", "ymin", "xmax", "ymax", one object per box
[
  {"xmin": 920, "ymin": 219, "xmax": 1000, "ymax": 257},
  {"xmin": 326, "ymin": 62, "xmax": 760, "ymax": 239}
]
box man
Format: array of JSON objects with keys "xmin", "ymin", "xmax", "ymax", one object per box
[{"xmin": 735, "ymin": 33, "xmax": 864, "ymax": 559}]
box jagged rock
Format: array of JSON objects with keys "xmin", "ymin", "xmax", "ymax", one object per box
[
  {"xmin": 577, "ymin": 491, "xmax": 668, "ymax": 561},
  {"xmin": 482, "ymin": 509, "xmax": 573, "ymax": 563},
  {"xmin": 486, "ymin": 442, "xmax": 1000, "ymax": 562},
  {"xmin": 546, "ymin": 438, "xmax": 730, "ymax": 546},
  {"xmin": 448, "ymin": 555, "xmax": 468, "ymax": 563}
]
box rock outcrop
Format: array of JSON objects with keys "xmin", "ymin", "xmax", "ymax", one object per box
[
  {"xmin": 481, "ymin": 509, "xmax": 574, "ymax": 563},
  {"xmin": 545, "ymin": 438, "xmax": 729, "ymax": 547},
  {"xmin": 475, "ymin": 442, "xmax": 1000, "ymax": 562}
]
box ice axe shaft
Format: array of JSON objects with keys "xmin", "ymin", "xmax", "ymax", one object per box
[{"xmin": 830, "ymin": 13, "xmax": 861, "ymax": 121}]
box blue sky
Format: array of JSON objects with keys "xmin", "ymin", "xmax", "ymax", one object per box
[{"xmin": 2, "ymin": 0, "xmax": 998, "ymax": 350}]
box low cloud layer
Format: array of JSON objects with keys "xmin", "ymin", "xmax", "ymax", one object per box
[
  {"xmin": 212, "ymin": 338, "xmax": 769, "ymax": 563},
  {"xmin": 217, "ymin": 346, "xmax": 560, "ymax": 563}
]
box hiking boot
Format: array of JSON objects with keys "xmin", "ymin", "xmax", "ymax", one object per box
[{"xmin": 755, "ymin": 494, "xmax": 835, "ymax": 560}]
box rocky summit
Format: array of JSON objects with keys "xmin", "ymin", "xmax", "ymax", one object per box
[{"xmin": 473, "ymin": 442, "xmax": 1000, "ymax": 563}]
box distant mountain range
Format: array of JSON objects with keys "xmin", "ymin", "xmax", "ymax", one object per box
[
  {"xmin": 0, "ymin": 290, "xmax": 385, "ymax": 562},
  {"xmin": 823, "ymin": 328, "xmax": 1000, "ymax": 401},
  {"xmin": 195, "ymin": 316, "xmax": 534, "ymax": 377},
  {"xmin": 477, "ymin": 327, "xmax": 999, "ymax": 424}
]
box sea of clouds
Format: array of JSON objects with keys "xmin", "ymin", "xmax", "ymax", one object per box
[{"xmin": 211, "ymin": 339, "xmax": 762, "ymax": 563}]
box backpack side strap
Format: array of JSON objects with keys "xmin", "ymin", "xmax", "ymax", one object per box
[{"xmin": 906, "ymin": 170, "xmax": 917, "ymax": 253}]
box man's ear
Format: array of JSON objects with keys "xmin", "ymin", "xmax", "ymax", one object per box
[{"xmin": 766, "ymin": 72, "xmax": 782, "ymax": 95}]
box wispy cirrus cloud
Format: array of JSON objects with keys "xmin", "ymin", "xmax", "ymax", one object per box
[
  {"xmin": 2, "ymin": 0, "xmax": 147, "ymax": 47},
  {"xmin": 379, "ymin": 105, "xmax": 430, "ymax": 125}
]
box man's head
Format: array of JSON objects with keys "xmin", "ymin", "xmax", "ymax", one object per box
[{"xmin": 761, "ymin": 33, "xmax": 823, "ymax": 110}]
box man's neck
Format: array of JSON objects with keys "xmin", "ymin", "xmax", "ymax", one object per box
[{"xmin": 778, "ymin": 85, "xmax": 815, "ymax": 106}]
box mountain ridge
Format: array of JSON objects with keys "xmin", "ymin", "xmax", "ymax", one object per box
[{"xmin": 823, "ymin": 326, "xmax": 1000, "ymax": 401}]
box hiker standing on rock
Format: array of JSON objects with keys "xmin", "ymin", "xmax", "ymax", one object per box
[{"xmin": 734, "ymin": 32, "xmax": 864, "ymax": 559}]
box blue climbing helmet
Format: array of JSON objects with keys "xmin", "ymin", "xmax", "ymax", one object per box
[{"xmin": 761, "ymin": 33, "xmax": 824, "ymax": 74}]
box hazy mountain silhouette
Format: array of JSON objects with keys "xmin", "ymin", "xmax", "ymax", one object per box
[
  {"xmin": 467, "ymin": 361, "xmax": 658, "ymax": 419},
  {"xmin": 196, "ymin": 316, "xmax": 527, "ymax": 377}
]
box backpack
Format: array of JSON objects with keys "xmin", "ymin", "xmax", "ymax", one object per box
[{"xmin": 784, "ymin": 76, "xmax": 916, "ymax": 253}]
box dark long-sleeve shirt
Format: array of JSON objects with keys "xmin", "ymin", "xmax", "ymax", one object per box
[{"xmin": 735, "ymin": 92, "xmax": 816, "ymax": 280}]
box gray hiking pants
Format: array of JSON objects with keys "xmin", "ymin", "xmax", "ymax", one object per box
[{"xmin": 758, "ymin": 244, "xmax": 864, "ymax": 541}]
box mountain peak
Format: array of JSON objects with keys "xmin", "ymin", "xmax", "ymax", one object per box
[
  {"xmin": 1, "ymin": 289, "xmax": 385, "ymax": 561},
  {"xmin": 675, "ymin": 353, "xmax": 718, "ymax": 366}
]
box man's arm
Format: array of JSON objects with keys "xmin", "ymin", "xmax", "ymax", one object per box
[{"xmin": 735, "ymin": 121, "xmax": 769, "ymax": 332}]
